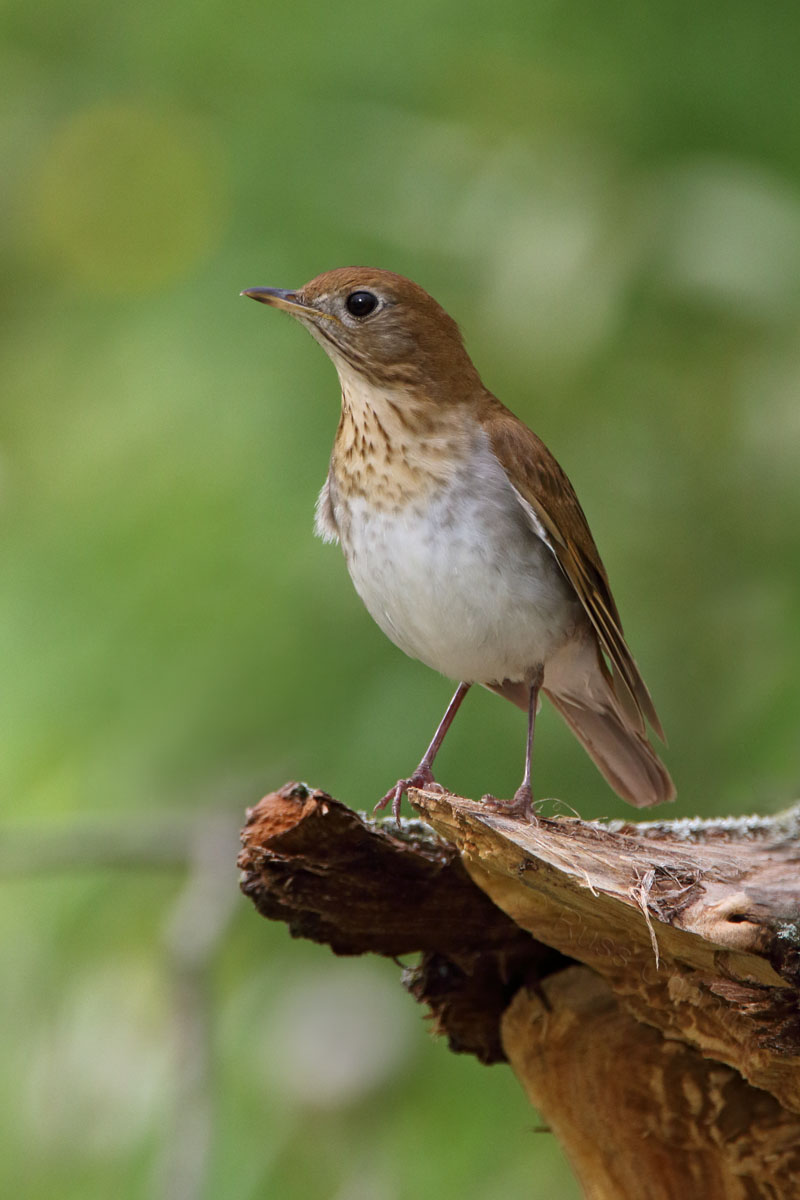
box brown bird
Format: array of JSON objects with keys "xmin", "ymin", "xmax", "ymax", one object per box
[{"xmin": 242, "ymin": 268, "xmax": 675, "ymax": 820}]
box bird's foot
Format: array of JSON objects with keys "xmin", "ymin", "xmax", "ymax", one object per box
[
  {"xmin": 375, "ymin": 766, "xmax": 445, "ymax": 820},
  {"xmin": 482, "ymin": 783, "xmax": 539, "ymax": 823}
]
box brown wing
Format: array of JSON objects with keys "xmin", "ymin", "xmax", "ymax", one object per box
[{"xmin": 483, "ymin": 398, "xmax": 665, "ymax": 741}]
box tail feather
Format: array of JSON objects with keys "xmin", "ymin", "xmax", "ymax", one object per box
[
  {"xmin": 487, "ymin": 634, "xmax": 675, "ymax": 808},
  {"xmin": 543, "ymin": 689, "xmax": 675, "ymax": 807}
]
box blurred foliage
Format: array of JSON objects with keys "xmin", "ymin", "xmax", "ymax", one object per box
[{"xmin": 2, "ymin": 0, "xmax": 800, "ymax": 1196}]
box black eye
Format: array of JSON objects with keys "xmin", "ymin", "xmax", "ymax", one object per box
[{"xmin": 345, "ymin": 290, "xmax": 378, "ymax": 318}]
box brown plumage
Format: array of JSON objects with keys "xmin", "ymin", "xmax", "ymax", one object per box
[
  {"xmin": 484, "ymin": 399, "xmax": 664, "ymax": 739},
  {"xmin": 243, "ymin": 268, "xmax": 675, "ymax": 818}
]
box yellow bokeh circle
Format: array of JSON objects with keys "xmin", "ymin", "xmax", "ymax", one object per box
[{"xmin": 33, "ymin": 103, "xmax": 227, "ymax": 292}]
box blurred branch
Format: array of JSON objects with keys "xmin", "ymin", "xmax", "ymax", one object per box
[
  {"xmin": 0, "ymin": 814, "xmax": 194, "ymax": 874},
  {"xmin": 157, "ymin": 813, "xmax": 241, "ymax": 1200},
  {"xmin": 0, "ymin": 807, "xmax": 241, "ymax": 1200},
  {"xmin": 240, "ymin": 782, "xmax": 800, "ymax": 1199}
]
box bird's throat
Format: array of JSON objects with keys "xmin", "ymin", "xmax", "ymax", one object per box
[{"xmin": 330, "ymin": 368, "xmax": 474, "ymax": 509}]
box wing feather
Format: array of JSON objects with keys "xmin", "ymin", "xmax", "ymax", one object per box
[{"xmin": 483, "ymin": 398, "xmax": 665, "ymax": 742}]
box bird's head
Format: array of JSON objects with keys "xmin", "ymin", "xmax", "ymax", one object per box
[{"xmin": 242, "ymin": 267, "xmax": 480, "ymax": 397}]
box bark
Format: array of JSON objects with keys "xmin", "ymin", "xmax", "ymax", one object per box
[
  {"xmin": 239, "ymin": 782, "xmax": 800, "ymax": 1198},
  {"xmin": 503, "ymin": 969, "xmax": 800, "ymax": 1200}
]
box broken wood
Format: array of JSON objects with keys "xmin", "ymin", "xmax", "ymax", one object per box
[
  {"xmin": 504, "ymin": 968, "xmax": 800, "ymax": 1200},
  {"xmin": 238, "ymin": 781, "xmax": 561, "ymax": 1062},
  {"xmin": 239, "ymin": 781, "xmax": 800, "ymax": 1199}
]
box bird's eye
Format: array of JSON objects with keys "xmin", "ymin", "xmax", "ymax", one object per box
[{"xmin": 345, "ymin": 290, "xmax": 378, "ymax": 318}]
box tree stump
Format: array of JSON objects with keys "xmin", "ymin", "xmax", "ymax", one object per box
[{"xmin": 238, "ymin": 782, "xmax": 800, "ymax": 1199}]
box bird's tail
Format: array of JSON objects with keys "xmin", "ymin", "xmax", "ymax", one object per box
[
  {"xmin": 491, "ymin": 635, "xmax": 675, "ymax": 807},
  {"xmin": 544, "ymin": 690, "xmax": 674, "ymax": 807},
  {"xmin": 542, "ymin": 634, "xmax": 675, "ymax": 808}
]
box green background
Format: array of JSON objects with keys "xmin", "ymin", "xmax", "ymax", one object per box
[{"xmin": 3, "ymin": 2, "xmax": 799, "ymax": 1197}]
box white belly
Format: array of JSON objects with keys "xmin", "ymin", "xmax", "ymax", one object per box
[{"xmin": 331, "ymin": 443, "xmax": 581, "ymax": 684}]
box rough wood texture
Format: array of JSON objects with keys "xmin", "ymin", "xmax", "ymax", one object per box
[
  {"xmin": 238, "ymin": 782, "xmax": 562, "ymax": 1062},
  {"xmin": 412, "ymin": 792, "xmax": 800, "ymax": 1114},
  {"xmin": 239, "ymin": 781, "xmax": 800, "ymax": 1198},
  {"xmin": 503, "ymin": 968, "xmax": 800, "ymax": 1200}
]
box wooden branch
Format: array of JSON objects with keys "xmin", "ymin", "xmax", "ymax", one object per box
[
  {"xmin": 412, "ymin": 792, "xmax": 800, "ymax": 1113},
  {"xmin": 503, "ymin": 968, "xmax": 800, "ymax": 1200},
  {"xmin": 238, "ymin": 782, "xmax": 562, "ymax": 1063},
  {"xmin": 239, "ymin": 781, "xmax": 800, "ymax": 1198}
]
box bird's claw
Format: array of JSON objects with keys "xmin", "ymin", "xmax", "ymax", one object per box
[
  {"xmin": 482, "ymin": 784, "xmax": 539, "ymax": 823},
  {"xmin": 375, "ymin": 768, "xmax": 445, "ymax": 820}
]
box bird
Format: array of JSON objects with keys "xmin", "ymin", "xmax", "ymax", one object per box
[{"xmin": 242, "ymin": 267, "xmax": 675, "ymax": 821}]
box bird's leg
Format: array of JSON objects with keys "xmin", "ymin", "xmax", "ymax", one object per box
[
  {"xmin": 483, "ymin": 666, "xmax": 544, "ymax": 822},
  {"xmin": 375, "ymin": 682, "xmax": 472, "ymax": 819}
]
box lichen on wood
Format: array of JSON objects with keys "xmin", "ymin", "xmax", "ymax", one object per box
[{"xmin": 239, "ymin": 781, "xmax": 800, "ymax": 1198}]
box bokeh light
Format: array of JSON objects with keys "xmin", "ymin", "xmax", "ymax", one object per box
[{"xmin": 30, "ymin": 103, "xmax": 226, "ymax": 291}]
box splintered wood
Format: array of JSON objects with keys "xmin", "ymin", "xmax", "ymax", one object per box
[
  {"xmin": 240, "ymin": 782, "xmax": 800, "ymax": 1199},
  {"xmin": 411, "ymin": 793, "xmax": 800, "ymax": 1112}
]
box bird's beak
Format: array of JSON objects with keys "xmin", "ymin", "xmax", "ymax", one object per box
[{"xmin": 240, "ymin": 287, "xmax": 328, "ymax": 320}]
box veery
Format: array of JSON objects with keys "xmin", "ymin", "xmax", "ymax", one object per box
[{"xmin": 243, "ymin": 268, "xmax": 674, "ymax": 820}]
